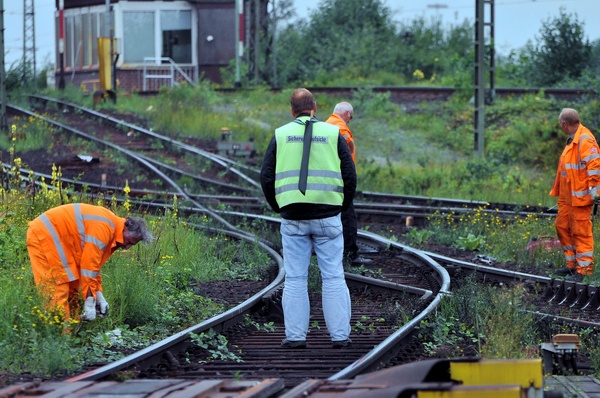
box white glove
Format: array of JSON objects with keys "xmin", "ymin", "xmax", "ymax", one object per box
[
  {"xmin": 95, "ymin": 291, "xmax": 109, "ymax": 317},
  {"xmin": 592, "ymin": 191, "xmax": 600, "ymax": 204},
  {"xmin": 81, "ymin": 297, "xmax": 96, "ymax": 321}
]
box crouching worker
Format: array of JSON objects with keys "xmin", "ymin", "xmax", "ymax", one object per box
[{"xmin": 26, "ymin": 203, "xmax": 153, "ymax": 321}]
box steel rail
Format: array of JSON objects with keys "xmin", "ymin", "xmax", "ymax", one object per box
[
  {"xmin": 67, "ymin": 227, "xmax": 286, "ymax": 382},
  {"xmin": 7, "ymin": 103, "xmax": 255, "ymax": 237},
  {"xmin": 7, "ymin": 102, "xmax": 449, "ymax": 384},
  {"xmin": 28, "ymin": 94, "xmax": 261, "ymax": 188},
  {"xmin": 328, "ymin": 230, "xmax": 451, "ymax": 380}
]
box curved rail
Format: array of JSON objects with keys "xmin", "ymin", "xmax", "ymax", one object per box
[
  {"xmin": 8, "ymin": 95, "xmax": 598, "ymax": 390},
  {"xmin": 68, "ymin": 227, "xmax": 285, "ymax": 381},
  {"xmin": 7, "ymin": 103, "xmax": 254, "ymax": 237},
  {"xmin": 28, "ymin": 94, "xmax": 261, "ymax": 188},
  {"xmin": 329, "ymin": 230, "xmax": 451, "ymax": 380},
  {"xmin": 8, "ymin": 102, "xmax": 450, "ymax": 385}
]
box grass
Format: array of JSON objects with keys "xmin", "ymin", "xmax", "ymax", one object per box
[
  {"xmin": 420, "ymin": 280, "xmax": 539, "ymax": 360},
  {"xmin": 59, "ymin": 83, "xmax": 581, "ymax": 208},
  {"xmin": 5, "ymin": 83, "xmax": 600, "ymax": 378},
  {"xmin": 0, "ymin": 172, "xmax": 274, "ymax": 380}
]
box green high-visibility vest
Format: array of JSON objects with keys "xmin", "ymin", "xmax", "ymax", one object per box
[{"xmin": 275, "ymin": 116, "xmax": 344, "ymax": 207}]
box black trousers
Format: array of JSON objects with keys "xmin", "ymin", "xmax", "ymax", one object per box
[{"xmin": 342, "ymin": 202, "xmax": 358, "ymax": 258}]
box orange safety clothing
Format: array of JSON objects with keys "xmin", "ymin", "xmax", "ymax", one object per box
[
  {"xmin": 326, "ymin": 113, "xmax": 356, "ymax": 164},
  {"xmin": 549, "ymin": 123, "xmax": 600, "ymax": 276},
  {"xmin": 27, "ymin": 203, "xmax": 126, "ymax": 318}
]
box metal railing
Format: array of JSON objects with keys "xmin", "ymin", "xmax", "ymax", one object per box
[{"xmin": 142, "ymin": 57, "xmax": 196, "ymax": 91}]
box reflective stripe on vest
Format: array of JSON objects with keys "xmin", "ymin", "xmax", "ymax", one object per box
[
  {"xmin": 39, "ymin": 213, "xmax": 77, "ymax": 282},
  {"xmin": 563, "ymin": 135, "xmax": 599, "ymax": 200},
  {"xmin": 274, "ymin": 118, "xmax": 344, "ymax": 208},
  {"xmin": 39, "ymin": 204, "xmax": 117, "ymax": 281}
]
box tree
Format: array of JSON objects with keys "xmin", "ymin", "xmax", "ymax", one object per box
[
  {"xmin": 274, "ymin": 0, "xmax": 398, "ymax": 85},
  {"xmin": 530, "ymin": 8, "xmax": 592, "ymax": 86}
]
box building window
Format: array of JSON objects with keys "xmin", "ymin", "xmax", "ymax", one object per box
[
  {"xmin": 123, "ymin": 12, "xmax": 155, "ymax": 63},
  {"xmin": 160, "ymin": 10, "xmax": 192, "ymax": 64}
]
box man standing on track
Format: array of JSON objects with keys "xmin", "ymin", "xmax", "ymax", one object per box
[
  {"xmin": 550, "ymin": 108, "xmax": 600, "ymax": 282},
  {"xmin": 27, "ymin": 203, "xmax": 153, "ymax": 321},
  {"xmin": 260, "ymin": 88, "xmax": 356, "ymax": 349},
  {"xmin": 326, "ymin": 102, "xmax": 370, "ymax": 266}
]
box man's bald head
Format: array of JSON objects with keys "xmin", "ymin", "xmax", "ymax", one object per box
[{"xmin": 559, "ymin": 108, "xmax": 580, "ymax": 125}]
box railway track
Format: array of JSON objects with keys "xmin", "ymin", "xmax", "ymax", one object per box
[
  {"xmin": 220, "ymin": 86, "xmax": 597, "ymax": 105},
  {"xmin": 66, "ymin": 233, "xmax": 446, "ymax": 390},
  {"xmin": 2, "ymin": 95, "xmax": 600, "ymax": 396}
]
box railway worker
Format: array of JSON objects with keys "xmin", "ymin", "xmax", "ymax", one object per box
[
  {"xmin": 260, "ymin": 88, "xmax": 356, "ymax": 349},
  {"xmin": 325, "ymin": 102, "xmax": 370, "ymax": 267},
  {"xmin": 550, "ymin": 108, "xmax": 600, "ymax": 281},
  {"xmin": 26, "ymin": 203, "xmax": 153, "ymax": 321}
]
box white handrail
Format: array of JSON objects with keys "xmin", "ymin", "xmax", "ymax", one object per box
[{"xmin": 142, "ymin": 57, "xmax": 195, "ymax": 91}]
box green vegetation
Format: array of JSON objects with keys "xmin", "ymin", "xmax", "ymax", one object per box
[
  {"xmin": 5, "ymin": 80, "xmax": 598, "ymax": 377},
  {"xmin": 3, "ymin": 0, "xmax": 600, "ymax": 382},
  {"xmin": 0, "ymin": 171, "xmax": 273, "ymax": 380},
  {"xmin": 420, "ymin": 281, "xmax": 539, "ymax": 359},
  {"xmin": 37, "ymin": 83, "xmax": 597, "ymax": 208}
]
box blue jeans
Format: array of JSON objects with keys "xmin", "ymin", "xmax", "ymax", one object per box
[{"xmin": 280, "ymin": 214, "xmax": 351, "ymax": 341}]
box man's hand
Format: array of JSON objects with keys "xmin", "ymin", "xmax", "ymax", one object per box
[
  {"xmin": 95, "ymin": 291, "xmax": 109, "ymax": 317},
  {"xmin": 592, "ymin": 191, "xmax": 600, "ymax": 204},
  {"xmin": 81, "ymin": 296, "xmax": 96, "ymax": 321}
]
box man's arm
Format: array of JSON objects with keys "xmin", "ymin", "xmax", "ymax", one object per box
[
  {"xmin": 338, "ymin": 135, "xmax": 356, "ymax": 210},
  {"xmin": 79, "ymin": 224, "xmax": 113, "ymax": 300},
  {"xmin": 260, "ymin": 136, "xmax": 281, "ymax": 213}
]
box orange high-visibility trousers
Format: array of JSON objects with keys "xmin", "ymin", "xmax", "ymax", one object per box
[
  {"xmin": 555, "ymin": 202, "xmax": 594, "ymax": 276},
  {"xmin": 27, "ymin": 224, "xmax": 80, "ymax": 319}
]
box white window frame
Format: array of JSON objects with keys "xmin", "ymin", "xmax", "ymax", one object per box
[{"xmin": 113, "ymin": 1, "xmax": 196, "ymax": 67}]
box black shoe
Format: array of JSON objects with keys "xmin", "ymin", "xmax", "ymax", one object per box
[
  {"xmin": 332, "ymin": 338, "xmax": 352, "ymax": 348},
  {"xmin": 554, "ymin": 267, "xmax": 576, "ymax": 276},
  {"xmin": 566, "ymin": 273, "xmax": 585, "ymax": 283},
  {"xmin": 281, "ymin": 338, "xmax": 306, "ymax": 349}
]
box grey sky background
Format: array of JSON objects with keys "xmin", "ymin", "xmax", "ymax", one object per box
[{"xmin": 3, "ymin": 0, "xmax": 599, "ymax": 70}]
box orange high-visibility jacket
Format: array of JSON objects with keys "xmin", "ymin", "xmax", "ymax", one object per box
[
  {"xmin": 27, "ymin": 203, "xmax": 126, "ymax": 300},
  {"xmin": 550, "ymin": 124, "xmax": 600, "ymax": 206},
  {"xmin": 326, "ymin": 113, "xmax": 356, "ymax": 164}
]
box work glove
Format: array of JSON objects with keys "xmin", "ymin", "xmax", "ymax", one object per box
[
  {"xmin": 95, "ymin": 291, "xmax": 109, "ymax": 317},
  {"xmin": 592, "ymin": 191, "xmax": 600, "ymax": 205},
  {"xmin": 81, "ymin": 296, "xmax": 96, "ymax": 322}
]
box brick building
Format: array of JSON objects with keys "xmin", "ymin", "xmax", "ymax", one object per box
[{"xmin": 54, "ymin": 0, "xmax": 268, "ymax": 92}]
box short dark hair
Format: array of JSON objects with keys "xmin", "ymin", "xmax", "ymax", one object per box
[
  {"xmin": 290, "ymin": 88, "xmax": 315, "ymax": 115},
  {"xmin": 124, "ymin": 217, "xmax": 154, "ymax": 243}
]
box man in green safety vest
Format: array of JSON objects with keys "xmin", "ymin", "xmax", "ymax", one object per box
[{"xmin": 260, "ymin": 88, "xmax": 357, "ymax": 349}]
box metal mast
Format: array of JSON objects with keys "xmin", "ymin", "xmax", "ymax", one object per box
[
  {"xmin": 473, "ymin": 0, "xmax": 494, "ymax": 158},
  {"xmin": 22, "ymin": 0, "xmax": 36, "ymax": 87},
  {"xmin": 0, "ymin": 0, "xmax": 8, "ymax": 131}
]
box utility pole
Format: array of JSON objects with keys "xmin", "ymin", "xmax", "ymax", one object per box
[
  {"xmin": 23, "ymin": 0, "xmax": 36, "ymax": 88},
  {"xmin": 234, "ymin": 0, "xmax": 243, "ymax": 88},
  {"xmin": 58, "ymin": 0, "xmax": 65, "ymax": 89},
  {"xmin": 0, "ymin": 0, "xmax": 8, "ymax": 131},
  {"xmin": 474, "ymin": 0, "xmax": 494, "ymax": 158}
]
